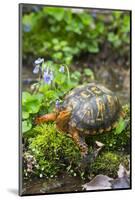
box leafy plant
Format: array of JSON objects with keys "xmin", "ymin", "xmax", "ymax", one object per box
[
  {"xmin": 22, "ymin": 7, "xmax": 130, "ymax": 65},
  {"xmin": 22, "ymin": 92, "xmax": 44, "ymax": 133},
  {"xmin": 22, "ymin": 58, "xmax": 94, "ymax": 133}
]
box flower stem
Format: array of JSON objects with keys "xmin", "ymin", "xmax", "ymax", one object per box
[{"xmin": 65, "ymin": 65, "xmax": 70, "ymax": 84}]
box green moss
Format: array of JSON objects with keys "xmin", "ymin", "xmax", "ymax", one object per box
[
  {"xmin": 24, "ymin": 123, "xmax": 81, "ymax": 178},
  {"xmin": 90, "ymin": 152, "xmax": 129, "ymax": 178}
]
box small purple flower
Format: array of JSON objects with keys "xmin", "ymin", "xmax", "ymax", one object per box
[
  {"xmin": 59, "ymin": 66, "xmax": 65, "ymax": 73},
  {"xmin": 34, "ymin": 58, "xmax": 44, "ymax": 65},
  {"xmin": 55, "ymin": 100, "xmax": 60, "ymax": 109},
  {"xmin": 43, "ymin": 69, "xmax": 53, "ymax": 85},
  {"xmin": 33, "ymin": 58, "xmax": 44, "ymax": 74},
  {"xmin": 33, "ymin": 64, "xmax": 40, "ymax": 74},
  {"xmin": 44, "ymin": 74, "xmax": 51, "ymax": 84}
]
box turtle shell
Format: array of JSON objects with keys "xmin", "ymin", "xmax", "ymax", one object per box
[{"xmin": 61, "ymin": 83, "xmax": 121, "ymax": 134}]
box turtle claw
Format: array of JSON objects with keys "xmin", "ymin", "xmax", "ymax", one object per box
[{"xmin": 80, "ymin": 141, "xmax": 105, "ymax": 167}]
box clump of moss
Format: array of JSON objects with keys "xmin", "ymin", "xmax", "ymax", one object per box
[
  {"xmin": 90, "ymin": 152, "xmax": 129, "ymax": 178},
  {"xmin": 24, "ymin": 123, "xmax": 81, "ymax": 178}
]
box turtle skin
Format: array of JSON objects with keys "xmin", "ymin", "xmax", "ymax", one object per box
[{"xmin": 56, "ymin": 83, "xmax": 121, "ymax": 156}]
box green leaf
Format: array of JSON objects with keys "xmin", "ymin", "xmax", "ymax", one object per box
[
  {"xmin": 52, "ymin": 52, "xmax": 63, "ymax": 60},
  {"xmin": 53, "ymin": 44, "xmax": 61, "ymax": 51},
  {"xmin": 55, "ymin": 73, "xmax": 66, "ymax": 85},
  {"xmin": 22, "ymin": 91, "xmax": 32, "ymax": 105},
  {"xmin": 88, "ymin": 42, "xmax": 99, "ymax": 53},
  {"xmin": 23, "ymin": 13, "xmax": 36, "ymax": 27},
  {"xmin": 26, "ymin": 101, "xmax": 41, "ymax": 114},
  {"xmin": 22, "ymin": 93, "xmax": 43, "ymax": 114},
  {"xmin": 60, "ymin": 41, "xmax": 68, "ymax": 47},
  {"xmin": 96, "ymin": 22, "xmax": 105, "ymax": 33},
  {"xmin": 108, "ymin": 32, "xmax": 119, "ymax": 42},
  {"xmin": 84, "ymin": 68, "xmax": 95, "ymax": 80},
  {"xmin": 65, "ymin": 56, "xmax": 73, "ymax": 64},
  {"xmin": 22, "ymin": 120, "xmax": 32, "ymax": 133},
  {"xmin": 62, "ymin": 46, "xmax": 72, "ymax": 53},
  {"xmin": 52, "ymin": 38, "xmax": 59, "ymax": 44},
  {"xmin": 115, "ymin": 118, "xmax": 126, "ymax": 134},
  {"xmin": 79, "ymin": 12, "xmax": 92, "ymax": 25},
  {"xmin": 39, "ymin": 84, "xmax": 50, "ymax": 94},
  {"xmin": 84, "ymin": 68, "xmax": 93, "ymax": 76},
  {"xmin": 44, "ymin": 7, "xmax": 65, "ymax": 21},
  {"xmin": 34, "ymin": 93, "xmax": 44, "ymax": 102},
  {"xmin": 22, "ymin": 111, "xmax": 29, "ymax": 119},
  {"xmin": 45, "ymin": 90, "xmax": 58, "ymax": 99},
  {"xmin": 64, "ymin": 9, "xmax": 72, "ymax": 24},
  {"xmin": 71, "ymin": 71, "xmax": 81, "ymax": 81},
  {"xmin": 113, "ymin": 11, "xmax": 121, "ymax": 19}
]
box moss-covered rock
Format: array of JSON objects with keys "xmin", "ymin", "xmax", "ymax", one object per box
[
  {"xmin": 90, "ymin": 152, "xmax": 129, "ymax": 178},
  {"xmin": 24, "ymin": 123, "xmax": 81, "ymax": 178}
]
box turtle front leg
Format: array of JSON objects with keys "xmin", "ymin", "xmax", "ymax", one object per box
[
  {"xmin": 71, "ymin": 130, "xmax": 88, "ymax": 157},
  {"xmin": 35, "ymin": 113, "xmax": 57, "ymax": 124}
]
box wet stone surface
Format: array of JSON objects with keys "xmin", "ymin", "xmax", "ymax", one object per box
[{"xmin": 23, "ymin": 173, "xmax": 85, "ymax": 195}]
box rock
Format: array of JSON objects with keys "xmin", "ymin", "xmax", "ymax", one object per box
[
  {"xmin": 111, "ymin": 177, "xmax": 130, "ymax": 189},
  {"xmin": 83, "ymin": 175, "xmax": 113, "ymax": 190},
  {"xmin": 111, "ymin": 164, "xmax": 130, "ymax": 189}
]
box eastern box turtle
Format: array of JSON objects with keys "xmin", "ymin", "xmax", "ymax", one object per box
[{"xmin": 35, "ymin": 83, "xmax": 121, "ymax": 157}]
